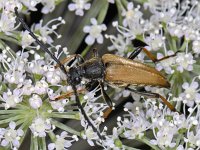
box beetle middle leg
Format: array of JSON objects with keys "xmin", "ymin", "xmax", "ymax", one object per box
[
  {"xmin": 129, "ymin": 47, "xmax": 179, "ymax": 63},
  {"xmin": 54, "ymin": 88, "xmax": 86, "ymax": 101},
  {"xmin": 125, "ymin": 87, "xmax": 176, "ymax": 111}
]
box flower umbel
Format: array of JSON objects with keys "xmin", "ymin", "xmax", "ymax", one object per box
[{"xmin": 0, "ymin": 0, "xmax": 199, "ymax": 150}]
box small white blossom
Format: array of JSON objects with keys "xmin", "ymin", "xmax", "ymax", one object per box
[
  {"xmin": 192, "ymin": 40, "xmax": 200, "ymax": 54},
  {"xmin": 150, "ymin": 121, "xmax": 177, "ymax": 148},
  {"xmin": 176, "ymin": 53, "xmax": 196, "ymax": 72},
  {"xmin": 156, "ymin": 50, "xmax": 176, "ymax": 74},
  {"xmin": 83, "ymin": 18, "xmax": 107, "ymax": 45},
  {"xmin": 82, "ymin": 127, "xmax": 98, "ymax": 146},
  {"xmin": 180, "ymin": 82, "xmax": 200, "ymax": 107},
  {"xmin": 50, "ymin": 100, "xmax": 67, "ymax": 112},
  {"xmin": 30, "ymin": 118, "xmax": 53, "ymax": 137},
  {"xmin": 2, "ymin": 89, "xmax": 23, "ymax": 109},
  {"xmin": 29, "ymin": 94, "xmax": 43, "ymax": 109},
  {"xmin": 34, "ymin": 79, "xmax": 48, "ymax": 95},
  {"xmin": 0, "ymin": 122, "xmax": 24, "ymax": 149},
  {"xmin": 21, "ymin": 30, "xmax": 35, "ymax": 48},
  {"xmin": 41, "ymin": 0, "xmax": 55, "ymax": 14},
  {"xmin": 48, "ymin": 132, "xmax": 77, "ymax": 150},
  {"xmin": 68, "ymin": 0, "xmax": 91, "ymax": 16},
  {"xmin": 45, "ymin": 68, "xmax": 62, "ymax": 85}
]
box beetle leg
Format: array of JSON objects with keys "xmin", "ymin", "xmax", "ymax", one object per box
[
  {"xmin": 92, "ymin": 48, "xmax": 99, "ymax": 57},
  {"xmin": 55, "ymin": 54, "xmax": 85, "ymax": 69},
  {"xmin": 125, "ymin": 87, "xmax": 176, "ymax": 112},
  {"xmin": 129, "ymin": 47, "xmax": 179, "ymax": 63},
  {"xmin": 75, "ymin": 54, "xmax": 85, "ymax": 64},
  {"xmin": 100, "ymin": 82, "xmax": 113, "ymax": 108},
  {"xmin": 85, "ymin": 80, "xmax": 100, "ymax": 91},
  {"xmin": 53, "ymin": 89, "xmax": 86, "ymax": 101},
  {"xmin": 99, "ymin": 82, "xmax": 115, "ymax": 118}
]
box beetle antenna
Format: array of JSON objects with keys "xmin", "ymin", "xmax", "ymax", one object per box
[
  {"xmin": 72, "ymin": 85, "xmax": 103, "ymax": 140},
  {"xmin": 14, "ymin": 7, "xmax": 68, "ymax": 76},
  {"xmin": 15, "ymin": 7, "xmax": 104, "ymax": 141}
]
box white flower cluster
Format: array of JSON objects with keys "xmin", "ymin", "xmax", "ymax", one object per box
[{"xmin": 0, "ymin": 0, "xmax": 199, "ymax": 150}]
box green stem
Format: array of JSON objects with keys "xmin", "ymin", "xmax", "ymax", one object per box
[
  {"xmin": 0, "ymin": 33, "xmax": 21, "ymax": 46},
  {"xmin": 41, "ymin": 137, "xmax": 47, "ymax": 150},
  {"xmin": 51, "ymin": 119, "xmax": 80, "ymax": 136},
  {"xmin": 172, "ymin": 37, "xmax": 177, "ymax": 51},
  {"xmin": 34, "ymin": 137, "xmax": 39, "ymax": 150},
  {"xmin": 0, "ymin": 115, "xmax": 25, "ymax": 125},
  {"xmin": 48, "ymin": 131, "xmax": 56, "ymax": 142},
  {"xmin": 123, "ymin": 145, "xmax": 142, "ymax": 150},
  {"xmin": 136, "ymin": 137, "xmax": 161, "ymax": 150},
  {"xmin": 179, "ymin": 40, "xmax": 187, "ymax": 51},
  {"xmin": 81, "ymin": 45, "xmax": 91, "ymax": 57},
  {"xmin": 116, "ymin": 0, "xmax": 124, "ymax": 25},
  {"xmin": 97, "ymin": 0, "xmax": 109, "ymax": 23},
  {"xmin": 0, "ymin": 110, "xmax": 25, "ymax": 114},
  {"xmin": 50, "ymin": 112, "xmax": 80, "ymax": 120}
]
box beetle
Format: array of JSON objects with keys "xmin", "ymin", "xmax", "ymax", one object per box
[{"xmin": 14, "ymin": 7, "xmax": 176, "ymax": 140}]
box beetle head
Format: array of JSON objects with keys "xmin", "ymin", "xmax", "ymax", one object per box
[{"xmin": 67, "ymin": 67, "xmax": 81, "ymax": 85}]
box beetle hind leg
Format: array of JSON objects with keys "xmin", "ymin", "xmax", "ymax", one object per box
[
  {"xmin": 129, "ymin": 46, "xmax": 179, "ymax": 63},
  {"xmin": 125, "ymin": 87, "xmax": 176, "ymax": 112}
]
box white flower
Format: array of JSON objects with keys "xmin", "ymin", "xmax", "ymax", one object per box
[
  {"xmin": 122, "ymin": 2, "xmax": 142, "ymax": 27},
  {"xmin": 192, "ymin": 40, "xmax": 200, "ymax": 54},
  {"xmin": 121, "ymin": 2, "xmax": 144, "ymax": 37},
  {"xmin": 21, "ymin": 30, "xmax": 35, "ymax": 48},
  {"xmin": 0, "ymin": 11, "xmax": 16, "ymax": 34},
  {"xmin": 45, "ymin": 68, "xmax": 62, "ymax": 85},
  {"xmin": 144, "ymin": 31, "xmax": 165, "ymax": 51},
  {"xmin": 156, "ymin": 50, "xmax": 176, "ymax": 74},
  {"xmin": 21, "ymin": 79, "xmax": 34, "ymax": 95},
  {"xmin": 108, "ymin": 0, "xmax": 115, "ymax": 4},
  {"xmin": 41, "ymin": 0, "xmax": 55, "ymax": 14},
  {"xmin": 1, "ymin": 122, "xmax": 24, "ymax": 149},
  {"xmin": 29, "ymin": 94, "xmax": 43, "ymax": 109},
  {"xmin": 186, "ymin": 131, "xmax": 200, "ymax": 148},
  {"xmin": 33, "ymin": 17, "xmax": 65, "ymax": 44},
  {"xmin": 68, "ymin": 0, "xmax": 91, "ymax": 16},
  {"xmin": 82, "ymin": 127, "xmax": 98, "ymax": 146},
  {"xmin": 105, "ymin": 34, "xmax": 131, "ymax": 57},
  {"xmin": 102, "ymin": 128, "xmax": 121, "ymax": 150},
  {"xmin": 27, "ymin": 59, "xmax": 45, "ymax": 75},
  {"xmin": 21, "ymin": 0, "xmax": 42, "ymax": 11},
  {"xmin": 176, "ymin": 53, "xmax": 196, "ymax": 72},
  {"xmin": 119, "ymin": 112, "xmax": 150, "ymax": 139},
  {"xmin": 48, "ymin": 131, "xmax": 77, "ymax": 150},
  {"xmin": 50, "ymin": 100, "xmax": 67, "ymax": 112},
  {"xmin": 30, "ymin": 118, "xmax": 53, "ymax": 137},
  {"xmin": 34, "ymin": 79, "xmax": 48, "ymax": 95},
  {"xmin": 180, "ymin": 82, "xmax": 200, "ymax": 107},
  {"xmin": 2, "ymin": 89, "xmax": 23, "ymax": 109},
  {"xmin": 150, "ymin": 121, "xmax": 177, "ymax": 148},
  {"xmin": 83, "ymin": 18, "xmax": 107, "ymax": 45},
  {"xmin": 167, "ymin": 23, "xmax": 184, "ymax": 38}
]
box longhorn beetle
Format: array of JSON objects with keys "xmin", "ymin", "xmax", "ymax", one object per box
[{"xmin": 15, "ymin": 7, "xmax": 177, "ymax": 141}]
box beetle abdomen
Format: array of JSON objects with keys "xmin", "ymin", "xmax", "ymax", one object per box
[{"xmin": 102, "ymin": 54, "xmax": 170, "ymax": 88}]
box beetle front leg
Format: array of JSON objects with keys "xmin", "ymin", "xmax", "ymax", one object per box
[
  {"xmin": 53, "ymin": 88, "xmax": 86, "ymax": 101},
  {"xmin": 55, "ymin": 54, "xmax": 85, "ymax": 68},
  {"xmin": 125, "ymin": 87, "xmax": 176, "ymax": 112},
  {"xmin": 129, "ymin": 47, "xmax": 179, "ymax": 63}
]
